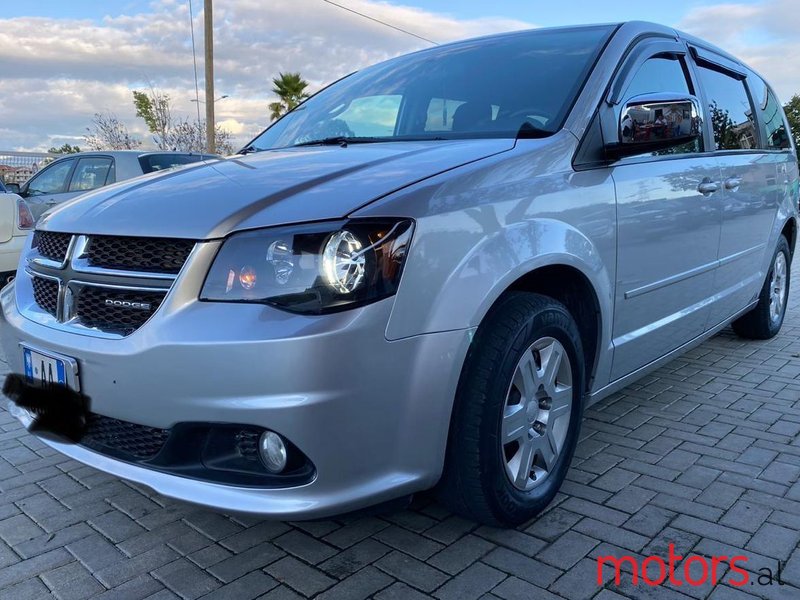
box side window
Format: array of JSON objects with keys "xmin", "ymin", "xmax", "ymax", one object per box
[
  {"xmin": 68, "ymin": 157, "xmax": 113, "ymax": 192},
  {"xmin": 697, "ymin": 66, "xmax": 757, "ymax": 151},
  {"xmin": 621, "ymin": 56, "xmax": 701, "ymax": 156},
  {"xmin": 758, "ymin": 83, "xmax": 791, "ymax": 150},
  {"xmin": 330, "ymin": 95, "xmax": 402, "ymax": 137},
  {"xmin": 26, "ymin": 159, "xmax": 75, "ymax": 196}
]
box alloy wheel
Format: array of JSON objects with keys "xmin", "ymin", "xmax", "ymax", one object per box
[
  {"xmin": 501, "ymin": 337, "xmax": 572, "ymax": 491},
  {"xmin": 769, "ymin": 251, "xmax": 788, "ymax": 325}
]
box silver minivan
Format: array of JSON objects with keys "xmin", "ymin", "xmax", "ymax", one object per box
[{"xmin": 2, "ymin": 21, "xmax": 797, "ymax": 526}]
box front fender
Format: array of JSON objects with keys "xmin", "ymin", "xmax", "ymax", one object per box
[{"xmin": 391, "ymin": 217, "xmax": 613, "ymax": 337}]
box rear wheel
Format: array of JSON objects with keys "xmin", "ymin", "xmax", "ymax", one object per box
[
  {"xmin": 437, "ymin": 292, "xmax": 585, "ymax": 526},
  {"xmin": 732, "ymin": 236, "xmax": 791, "ymax": 340}
]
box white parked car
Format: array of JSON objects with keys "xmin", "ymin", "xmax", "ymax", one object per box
[{"xmin": 0, "ymin": 179, "xmax": 34, "ymax": 284}]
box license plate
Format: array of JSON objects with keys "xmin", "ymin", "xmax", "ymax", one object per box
[{"xmin": 23, "ymin": 347, "xmax": 69, "ymax": 389}]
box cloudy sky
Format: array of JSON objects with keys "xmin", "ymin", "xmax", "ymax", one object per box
[{"xmin": 1, "ymin": 0, "xmax": 797, "ymax": 152}]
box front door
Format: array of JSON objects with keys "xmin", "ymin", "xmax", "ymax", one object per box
[
  {"xmin": 609, "ymin": 54, "xmax": 722, "ymax": 380},
  {"xmin": 22, "ymin": 158, "xmax": 76, "ymax": 220}
]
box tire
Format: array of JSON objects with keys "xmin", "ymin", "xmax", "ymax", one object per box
[
  {"xmin": 437, "ymin": 292, "xmax": 585, "ymax": 527},
  {"xmin": 732, "ymin": 236, "xmax": 791, "ymax": 340}
]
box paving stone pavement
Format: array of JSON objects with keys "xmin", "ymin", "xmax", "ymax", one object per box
[{"xmin": 3, "ymin": 263, "xmax": 800, "ymax": 600}]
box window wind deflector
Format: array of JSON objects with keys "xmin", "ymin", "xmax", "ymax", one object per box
[{"xmin": 689, "ymin": 46, "xmax": 746, "ymax": 80}]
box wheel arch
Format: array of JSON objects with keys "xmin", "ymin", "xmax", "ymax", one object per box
[
  {"xmin": 781, "ymin": 217, "xmax": 797, "ymax": 258},
  {"xmin": 504, "ymin": 264, "xmax": 603, "ymax": 393}
]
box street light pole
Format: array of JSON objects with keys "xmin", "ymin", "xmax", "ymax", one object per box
[{"xmin": 204, "ymin": 0, "xmax": 215, "ymax": 154}]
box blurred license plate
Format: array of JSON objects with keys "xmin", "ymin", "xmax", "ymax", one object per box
[{"xmin": 23, "ymin": 347, "xmax": 69, "ymax": 389}]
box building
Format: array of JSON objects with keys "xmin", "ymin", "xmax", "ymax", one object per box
[{"xmin": 0, "ymin": 151, "xmax": 56, "ymax": 186}]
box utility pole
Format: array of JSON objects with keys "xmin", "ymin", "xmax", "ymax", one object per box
[{"xmin": 204, "ymin": 0, "xmax": 215, "ymax": 154}]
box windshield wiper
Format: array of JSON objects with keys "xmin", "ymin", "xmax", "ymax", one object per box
[
  {"xmin": 290, "ymin": 136, "xmax": 388, "ymax": 148},
  {"xmin": 290, "ymin": 135, "xmax": 453, "ymax": 148}
]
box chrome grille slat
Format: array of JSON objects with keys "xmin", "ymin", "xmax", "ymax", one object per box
[{"xmin": 26, "ymin": 231, "xmax": 196, "ymax": 336}]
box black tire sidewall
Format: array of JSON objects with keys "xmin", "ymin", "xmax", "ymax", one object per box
[{"xmin": 478, "ymin": 302, "xmax": 585, "ymax": 525}]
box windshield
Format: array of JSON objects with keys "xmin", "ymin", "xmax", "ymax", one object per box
[{"xmin": 246, "ymin": 26, "xmax": 614, "ymax": 151}]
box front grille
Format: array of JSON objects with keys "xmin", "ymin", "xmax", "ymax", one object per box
[
  {"xmin": 82, "ymin": 413, "xmax": 170, "ymax": 459},
  {"xmin": 27, "ymin": 232, "xmax": 187, "ymax": 336},
  {"xmin": 32, "ymin": 277, "xmax": 58, "ymax": 317},
  {"xmin": 75, "ymin": 286, "xmax": 166, "ymax": 335},
  {"xmin": 32, "ymin": 231, "xmax": 71, "ymax": 263},
  {"xmin": 87, "ymin": 236, "xmax": 195, "ymax": 274}
]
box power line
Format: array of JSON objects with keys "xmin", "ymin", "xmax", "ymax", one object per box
[
  {"xmin": 320, "ymin": 0, "xmax": 438, "ymax": 45},
  {"xmin": 188, "ymin": 0, "xmax": 202, "ymax": 125}
]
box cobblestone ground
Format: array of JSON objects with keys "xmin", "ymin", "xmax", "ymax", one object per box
[{"xmin": 2, "ymin": 264, "xmax": 800, "ymax": 600}]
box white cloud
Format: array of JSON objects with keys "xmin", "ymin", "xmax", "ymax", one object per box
[
  {"xmin": 677, "ymin": 0, "xmax": 800, "ymax": 101},
  {"xmin": 0, "ymin": 1, "xmax": 531, "ymax": 151}
]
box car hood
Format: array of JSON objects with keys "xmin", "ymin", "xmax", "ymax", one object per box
[{"xmin": 39, "ymin": 140, "xmax": 514, "ymax": 239}]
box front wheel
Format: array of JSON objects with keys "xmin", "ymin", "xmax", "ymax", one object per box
[
  {"xmin": 437, "ymin": 292, "xmax": 585, "ymax": 526},
  {"xmin": 732, "ymin": 236, "xmax": 791, "ymax": 340}
]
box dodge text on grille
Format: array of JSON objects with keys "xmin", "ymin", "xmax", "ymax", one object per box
[{"xmin": 104, "ymin": 299, "xmax": 152, "ymax": 311}]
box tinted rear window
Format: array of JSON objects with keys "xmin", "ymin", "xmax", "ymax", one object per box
[{"xmin": 138, "ymin": 154, "xmax": 207, "ymax": 174}]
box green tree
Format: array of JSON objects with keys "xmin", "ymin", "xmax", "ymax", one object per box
[
  {"xmin": 133, "ymin": 89, "xmax": 173, "ymax": 150},
  {"xmin": 268, "ymin": 72, "xmax": 309, "ymax": 121},
  {"xmin": 709, "ymin": 101, "xmax": 741, "ymax": 150},
  {"xmin": 133, "ymin": 88, "xmax": 232, "ymax": 154},
  {"xmin": 48, "ymin": 143, "xmax": 81, "ymax": 154},
  {"xmin": 784, "ymin": 94, "xmax": 800, "ymax": 160}
]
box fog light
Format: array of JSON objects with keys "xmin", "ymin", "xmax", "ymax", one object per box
[{"xmin": 259, "ymin": 431, "xmax": 287, "ymax": 473}]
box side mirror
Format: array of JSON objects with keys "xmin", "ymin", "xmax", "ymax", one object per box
[
  {"xmin": 607, "ymin": 93, "xmax": 702, "ymax": 160},
  {"xmin": 5, "ymin": 183, "xmax": 20, "ymax": 194}
]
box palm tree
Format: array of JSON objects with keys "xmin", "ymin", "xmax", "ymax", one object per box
[{"xmin": 269, "ymin": 72, "xmax": 310, "ymax": 121}]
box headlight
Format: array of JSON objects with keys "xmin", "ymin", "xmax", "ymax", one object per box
[{"xmin": 200, "ymin": 218, "xmax": 414, "ymax": 314}]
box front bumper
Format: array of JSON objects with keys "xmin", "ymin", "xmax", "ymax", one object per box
[{"xmin": 0, "ymin": 282, "xmax": 472, "ymax": 519}]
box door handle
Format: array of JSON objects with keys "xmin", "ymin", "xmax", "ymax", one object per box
[
  {"xmin": 697, "ymin": 181, "xmax": 719, "ymax": 195},
  {"xmin": 724, "ymin": 177, "xmax": 742, "ymax": 190}
]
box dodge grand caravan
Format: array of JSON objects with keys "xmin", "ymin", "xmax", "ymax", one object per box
[{"xmin": 2, "ymin": 22, "xmax": 797, "ymax": 526}]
